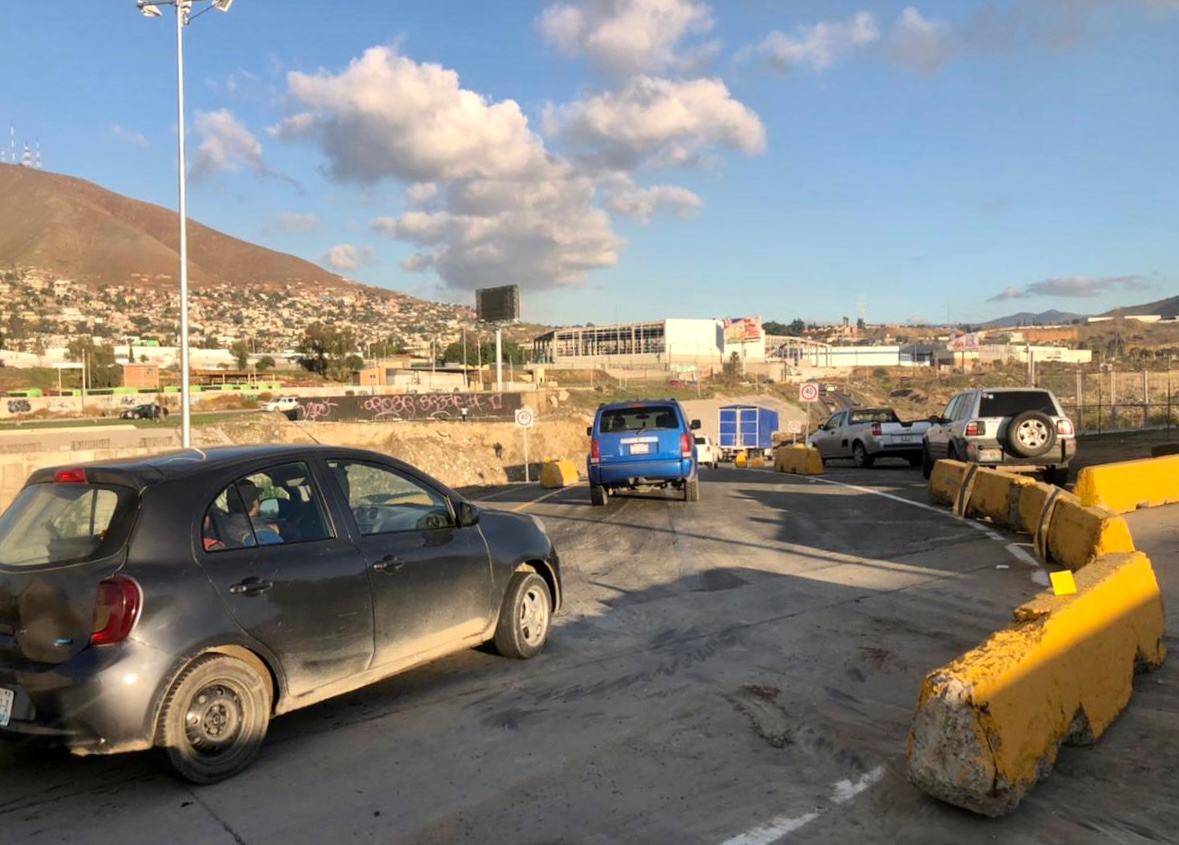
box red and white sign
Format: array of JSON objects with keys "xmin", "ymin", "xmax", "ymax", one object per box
[
  {"xmin": 515, "ymin": 407, "xmax": 535, "ymax": 428},
  {"xmin": 799, "ymin": 382, "xmax": 820, "ymax": 403},
  {"xmin": 786, "ymin": 419, "xmax": 803, "ymax": 434}
]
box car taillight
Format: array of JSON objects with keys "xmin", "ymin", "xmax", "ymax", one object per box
[
  {"xmin": 590, "ymin": 439, "xmax": 601, "ymax": 464},
  {"xmin": 965, "ymin": 421, "xmax": 985, "ymax": 437},
  {"xmin": 681, "ymin": 433, "xmax": 693, "ymax": 459},
  {"xmin": 871, "ymin": 423, "xmax": 882, "ymax": 436},
  {"xmin": 54, "ymin": 468, "xmax": 87, "ymax": 483},
  {"xmin": 1057, "ymin": 419, "xmax": 1075, "ymax": 436},
  {"xmin": 91, "ymin": 577, "xmax": 141, "ymax": 646}
]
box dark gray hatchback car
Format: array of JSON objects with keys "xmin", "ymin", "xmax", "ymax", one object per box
[{"xmin": 0, "ymin": 445, "xmax": 561, "ymax": 783}]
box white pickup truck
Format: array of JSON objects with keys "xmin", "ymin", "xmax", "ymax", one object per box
[
  {"xmin": 694, "ymin": 435, "xmax": 721, "ymax": 469},
  {"xmin": 809, "ymin": 407, "xmax": 932, "ymax": 468}
]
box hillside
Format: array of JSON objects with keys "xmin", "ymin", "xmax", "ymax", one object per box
[
  {"xmin": 0, "ymin": 163, "xmax": 350, "ymax": 293},
  {"xmin": 980, "ymin": 309, "xmax": 1088, "ymax": 328},
  {"xmin": 1107, "ymin": 295, "xmax": 1179, "ymax": 319}
]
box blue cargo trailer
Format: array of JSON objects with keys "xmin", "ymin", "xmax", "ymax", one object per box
[{"xmin": 718, "ymin": 404, "xmax": 779, "ymax": 460}]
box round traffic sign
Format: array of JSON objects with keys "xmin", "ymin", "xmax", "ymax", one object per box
[
  {"xmin": 787, "ymin": 419, "xmax": 802, "ymax": 434},
  {"xmin": 799, "ymin": 382, "xmax": 820, "ymax": 403},
  {"xmin": 515, "ymin": 407, "xmax": 535, "ymax": 428}
]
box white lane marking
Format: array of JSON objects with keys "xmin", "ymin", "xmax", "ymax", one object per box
[
  {"xmin": 718, "ymin": 812, "xmax": 822, "ymax": 845},
  {"xmin": 831, "ymin": 765, "xmax": 885, "ymax": 804},
  {"xmin": 798, "ymin": 473, "xmax": 1047, "ymax": 579},
  {"xmin": 511, "ymin": 485, "xmax": 580, "ymax": 513}
]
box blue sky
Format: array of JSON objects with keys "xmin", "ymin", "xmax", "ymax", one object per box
[{"xmin": 1, "ymin": 0, "xmax": 1176, "ymax": 328}]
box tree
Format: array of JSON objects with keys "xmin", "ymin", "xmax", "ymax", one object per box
[
  {"xmin": 296, "ymin": 322, "xmax": 359, "ymax": 381},
  {"xmin": 66, "ymin": 338, "xmax": 120, "ymax": 389},
  {"xmin": 228, "ymin": 340, "xmax": 250, "ymax": 370},
  {"xmin": 722, "ymin": 351, "xmax": 742, "ymax": 384},
  {"xmin": 442, "ymin": 337, "xmax": 525, "ymax": 366},
  {"xmin": 256, "ymin": 355, "xmax": 276, "ymax": 373},
  {"xmin": 856, "ymin": 317, "xmax": 866, "ymax": 332}
]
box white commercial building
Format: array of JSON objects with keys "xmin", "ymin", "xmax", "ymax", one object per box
[{"xmin": 533, "ymin": 318, "xmax": 767, "ymax": 369}]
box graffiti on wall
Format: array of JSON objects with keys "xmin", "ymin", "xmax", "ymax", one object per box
[{"xmin": 290, "ymin": 393, "xmax": 521, "ymax": 423}]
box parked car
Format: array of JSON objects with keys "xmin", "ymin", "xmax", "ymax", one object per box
[
  {"xmin": 809, "ymin": 407, "xmax": 931, "ymax": 468},
  {"xmin": 119, "ymin": 403, "xmax": 168, "ymax": 421},
  {"xmin": 262, "ymin": 396, "xmax": 299, "ymax": 413},
  {"xmin": 921, "ymin": 387, "xmax": 1076, "ymax": 483},
  {"xmin": 0, "ymin": 445, "xmax": 561, "ymax": 783},
  {"xmin": 694, "ymin": 434, "xmax": 721, "ymax": 469},
  {"xmin": 587, "ymin": 400, "xmax": 701, "ymax": 506}
]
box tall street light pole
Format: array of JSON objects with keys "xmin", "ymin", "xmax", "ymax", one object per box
[{"xmin": 137, "ymin": 0, "xmax": 234, "ymax": 447}]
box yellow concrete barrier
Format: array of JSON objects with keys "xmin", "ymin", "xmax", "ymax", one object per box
[
  {"xmin": 773, "ymin": 445, "xmax": 824, "ymax": 475},
  {"xmin": 928, "ymin": 459, "xmax": 967, "ymax": 505},
  {"xmin": 749, "ymin": 455, "xmax": 767, "ymax": 468},
  {"xmin": 539, "ymin": 459, "xmax": 579, "ymax": 488},
  {"xmin": 734, "ymin": 453, "xmax": 747, "ymax": 467},
  {"xmin": 966, "ymin": 468, "xmax": 1035, "ymax": 528},
  {"xmin": 907, "ymin": 551, "xmax": 1166, "ymax": 817},
  {"xmin": 1045, "ymin": 498, "xmax": 1136, "ymax": 572},
  {"xmin": 1075, "ymin": 454, "xmax": 1179, "ymax": 514}
]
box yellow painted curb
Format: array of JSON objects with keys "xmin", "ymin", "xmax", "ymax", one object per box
[
  {"xmin": 773, "ymin": 444, "xmax": 824, "ymax": 475},
  {"xmin": 539, "ymin": 459, "xmax": 579, "ymax": 488},
  {"xmin": 1075, "ymin": 454, "xmax": 1179, "ymax": 514},
  {"xmin": 907, "ymin": 551, "xmax": 1166, "ymax": 817}
]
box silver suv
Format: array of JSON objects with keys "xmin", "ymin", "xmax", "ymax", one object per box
[{"xmin": 921, "ymin": 387, "xmax": 1076, "ymax": 484}]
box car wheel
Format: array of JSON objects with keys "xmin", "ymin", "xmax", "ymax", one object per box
[
  {"xmin": 852, "ymin": 442, "xmax": 875, "ymax": 469},
  {"xmin": 590, "ymin": 484, "xmax": 608, "ymax": 507},
  {"xmin": 1006, "ymin": 410, "xmax": 1057, "ymax": 458},
  {"xmin": 156, "ymin": 654, "xmax": 271, "ymax": 785},
  {"xmin": 685, "ymin": 476, "xmax": 700, "ymax": 502},
  {"xmin": 493, "ymin": 572, "xmax": 552, "ymax": 659},
  {"xmin": 921, "ymin": 446, "xmax": 934, "ymax": 479}
]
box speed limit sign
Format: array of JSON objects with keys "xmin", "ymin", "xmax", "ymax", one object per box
[
  {"xmin": 514, "ymin": 407, "xmax": 535, "ymax": 428},
  {"xmin": 799, "ymin": 382, "xmax": 820, "ymax": 403}
]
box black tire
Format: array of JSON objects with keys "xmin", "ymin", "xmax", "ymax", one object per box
[
  {"xmin": 1006, "ymin": 410, "xmax": 1057, "ymax": 458},
  {"xmin": 156, "ymin": 654, "xmax": 271, "ymax": 785},
  {"xmin": 852, "ymin": 442, "xmax": 875, "ymax": 469},
  {"xmin": 685, "ymin": 476, "xmax": 700, "ymax": 502},
  {"xmin": 493, "ymin": 572, "xmax": 553, "ymax": 659},
  {"xmin": 921, "ymin": 446, "xmax": 933, "ymax": 479},
  {"xmin": 590, "ymin": 484, "xmax": 608, "ymax": 507}
]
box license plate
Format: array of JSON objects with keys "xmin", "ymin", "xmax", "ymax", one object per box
[
  {"xmin": 979, "ymin": 449, "xmax": 1003, "ymax": 462},
  {"xmin": 0, "ymin": 687, "xmax": 13, "ymax": 727},
  {"xmin": 630, "ymin": 443, "xmax": 651, "ymax": 455},
  {"xmin": 898, "ymin": 435, "xmax": 912, "ymax": 443}
]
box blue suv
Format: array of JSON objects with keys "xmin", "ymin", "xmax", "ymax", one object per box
[{"xmin": 586, "ymin": 400, "xmax": 701, "ymax": 506}]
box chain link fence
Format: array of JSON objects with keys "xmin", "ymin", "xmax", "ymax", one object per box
[{"xmin": 1036, "ymin": 368, "xmax": 1179, "ymax": 435}]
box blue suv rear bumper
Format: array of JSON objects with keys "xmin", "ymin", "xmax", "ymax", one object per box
[{"xmin": 588, "ymin": 458, "xmax": 695, "ymax": 487}]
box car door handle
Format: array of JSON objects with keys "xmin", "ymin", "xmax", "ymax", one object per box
[
  {"xmin": 372, "ymin": 555, "xmax": 404, "ymax": 573},
  {"xmin": 229, "ymin": 577, "xmax": 273, "ymax": 596}
]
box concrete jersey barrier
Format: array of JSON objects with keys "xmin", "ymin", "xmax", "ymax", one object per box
[
  {"xmin": 1075, "ymin": 454, "xmax": 1179, "ymax": 514},
  {"xmin": 907, "ymin": 551, "xmax": 1165, "ymax": 816},
  {"xmin": 539, "ymin": 459, "xmax": 579, "ymax": 489},
  {"xmin": 773, "ymin": 445, "xmax": 824, "ymax": 475}
]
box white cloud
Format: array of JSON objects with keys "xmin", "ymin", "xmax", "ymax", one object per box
[
  {"xmin": 989, "ymin": 275, "xmax": 1149, "ymax": 301},
  {"xmin": 406, "ymin": 182, "xmax": 438, "ymax": 204},
  {"xmin": 890, "ymin": 7, "xmax": 957, "ymax": 74},
  {"xmin": 737, "ymin": 13, "xmax": 879, "ymax": 73},
  {"xmin": 270, "ymin": 46, "xmax": 548, "ymax": 184},
  {"xmin": 279, "ymin": 213, "xmax": 318, "ymax": 233},
  {"xmin": 321, "ymin": 243, "xmax": 376, "ymax": 272},
  {"xmin": 273, "ymin": 46, "xmax": 627, "ymax": 293},
  {"xmin": 189, "ymin": 109, "xmax": 298, "ymax": 189},
  {"xmin": 602, "ymin": 179, "xmax": 701, "ymax": 222},
  {"xmin": 543, "ymin": 76, "xmax": 766, "ymax": 170},
  {"xmin": 111, "ymin": 124, "xmax": 149, "ymax": 149},
  {"xmin": 539, "ymin": 0, "xmax": 717, "ymax": 76}
]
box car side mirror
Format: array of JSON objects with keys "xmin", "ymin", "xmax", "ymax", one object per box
[
  {"xmin": 690, "ymin": 419, "xmax": 701, "ymax": 430},
  {"xmin": 928, "ymin": 415, "xmax": 942, "ymax": 425},
  {"xmin": 457, "ymin": 501, "xmax": 480, "ymax": 528}
]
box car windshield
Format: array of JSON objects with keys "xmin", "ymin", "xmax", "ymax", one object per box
[
  {"xmin": 979, "ymin": 391, "xmax": 1057, "ymax": 417},
  {"xmin": 0, "ymin": 483, "xmax": 137, "ymax": 568},
  {"xmin": 598, "ymin": 406, "xmax": 679, "ymax": 433}
]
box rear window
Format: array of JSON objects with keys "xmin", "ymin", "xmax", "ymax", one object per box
[
  {"xmin": 0, "ymin": 483, "xmax": 137, "ymax": 568},
  {"xmin": 598, "ymin": 406, "xmax": 680, "ymax": 434},
  {"xmin": 848, "ymin": 409, "xmax": 900, "ymax": 425},
  {"xmin": 979, "ymin": 391, "xmax": 1058, "ymax": 418}
]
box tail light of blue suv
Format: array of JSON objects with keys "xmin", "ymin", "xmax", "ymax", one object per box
[
  {"xmin": 90, "ymin": 577, "xmax": 142, "ymax": 646},
  {"xmin": 680, "ymin": 433, "xmax": 693, "ymax": 460},
  {"xmin": 590, "ymin": 439, "xmax": 601, "ymax": 465}
]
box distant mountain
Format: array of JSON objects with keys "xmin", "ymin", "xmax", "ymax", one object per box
[
  {"xmin": 1104, "ymin": 295, "xmax": 1179, "ymax": 319},
  {"xmin": 979, "ymin": 310, "xmax": 1089, "ymax": 329},
  {"xmin": 0, "ymin": 163, "xmax": 351, "ymax": 293}
]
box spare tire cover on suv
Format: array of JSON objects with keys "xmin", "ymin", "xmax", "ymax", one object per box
[{"xmin": 1005, "ymin": 410, "xmax": 1057, "ymax": 458}]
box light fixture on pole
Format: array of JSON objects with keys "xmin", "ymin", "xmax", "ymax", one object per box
[{"xmin": 135, "ymin": 0, "xmax": 234, "ymax": 447}]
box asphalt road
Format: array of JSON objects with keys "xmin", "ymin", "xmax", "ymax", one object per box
[{"xmin": 1, "ymin": 464, "xmax": 1175, "ymax": 844}]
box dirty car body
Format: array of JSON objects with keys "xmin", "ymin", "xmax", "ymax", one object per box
[{"xmin": 0, "ymin": 445, "xmax": 560, "ymax": 782}]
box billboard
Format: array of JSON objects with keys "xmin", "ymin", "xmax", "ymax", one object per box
[
  {"xmin": 949, "ymin": 332, "xmax": 981, "ymax": 352},
  {"xmin": 724, "ymin": 316, "xmax": 763, "ymax": 344},
  {"xmin": 476, "ymin": 285, "xmax": 520, "ymax": 323}
]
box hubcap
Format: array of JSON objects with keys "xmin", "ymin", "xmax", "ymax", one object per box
[
  {"xmin": 519, "ymin": 587, "xmax": 550, "ymax": 646},
  {"xmin": 185, "ymin": 683, "xmax": 244, "ymax": 754},
  {"xmin": 1016, "ymin": 420, "xmax": 1049, "ymax": 450}
]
